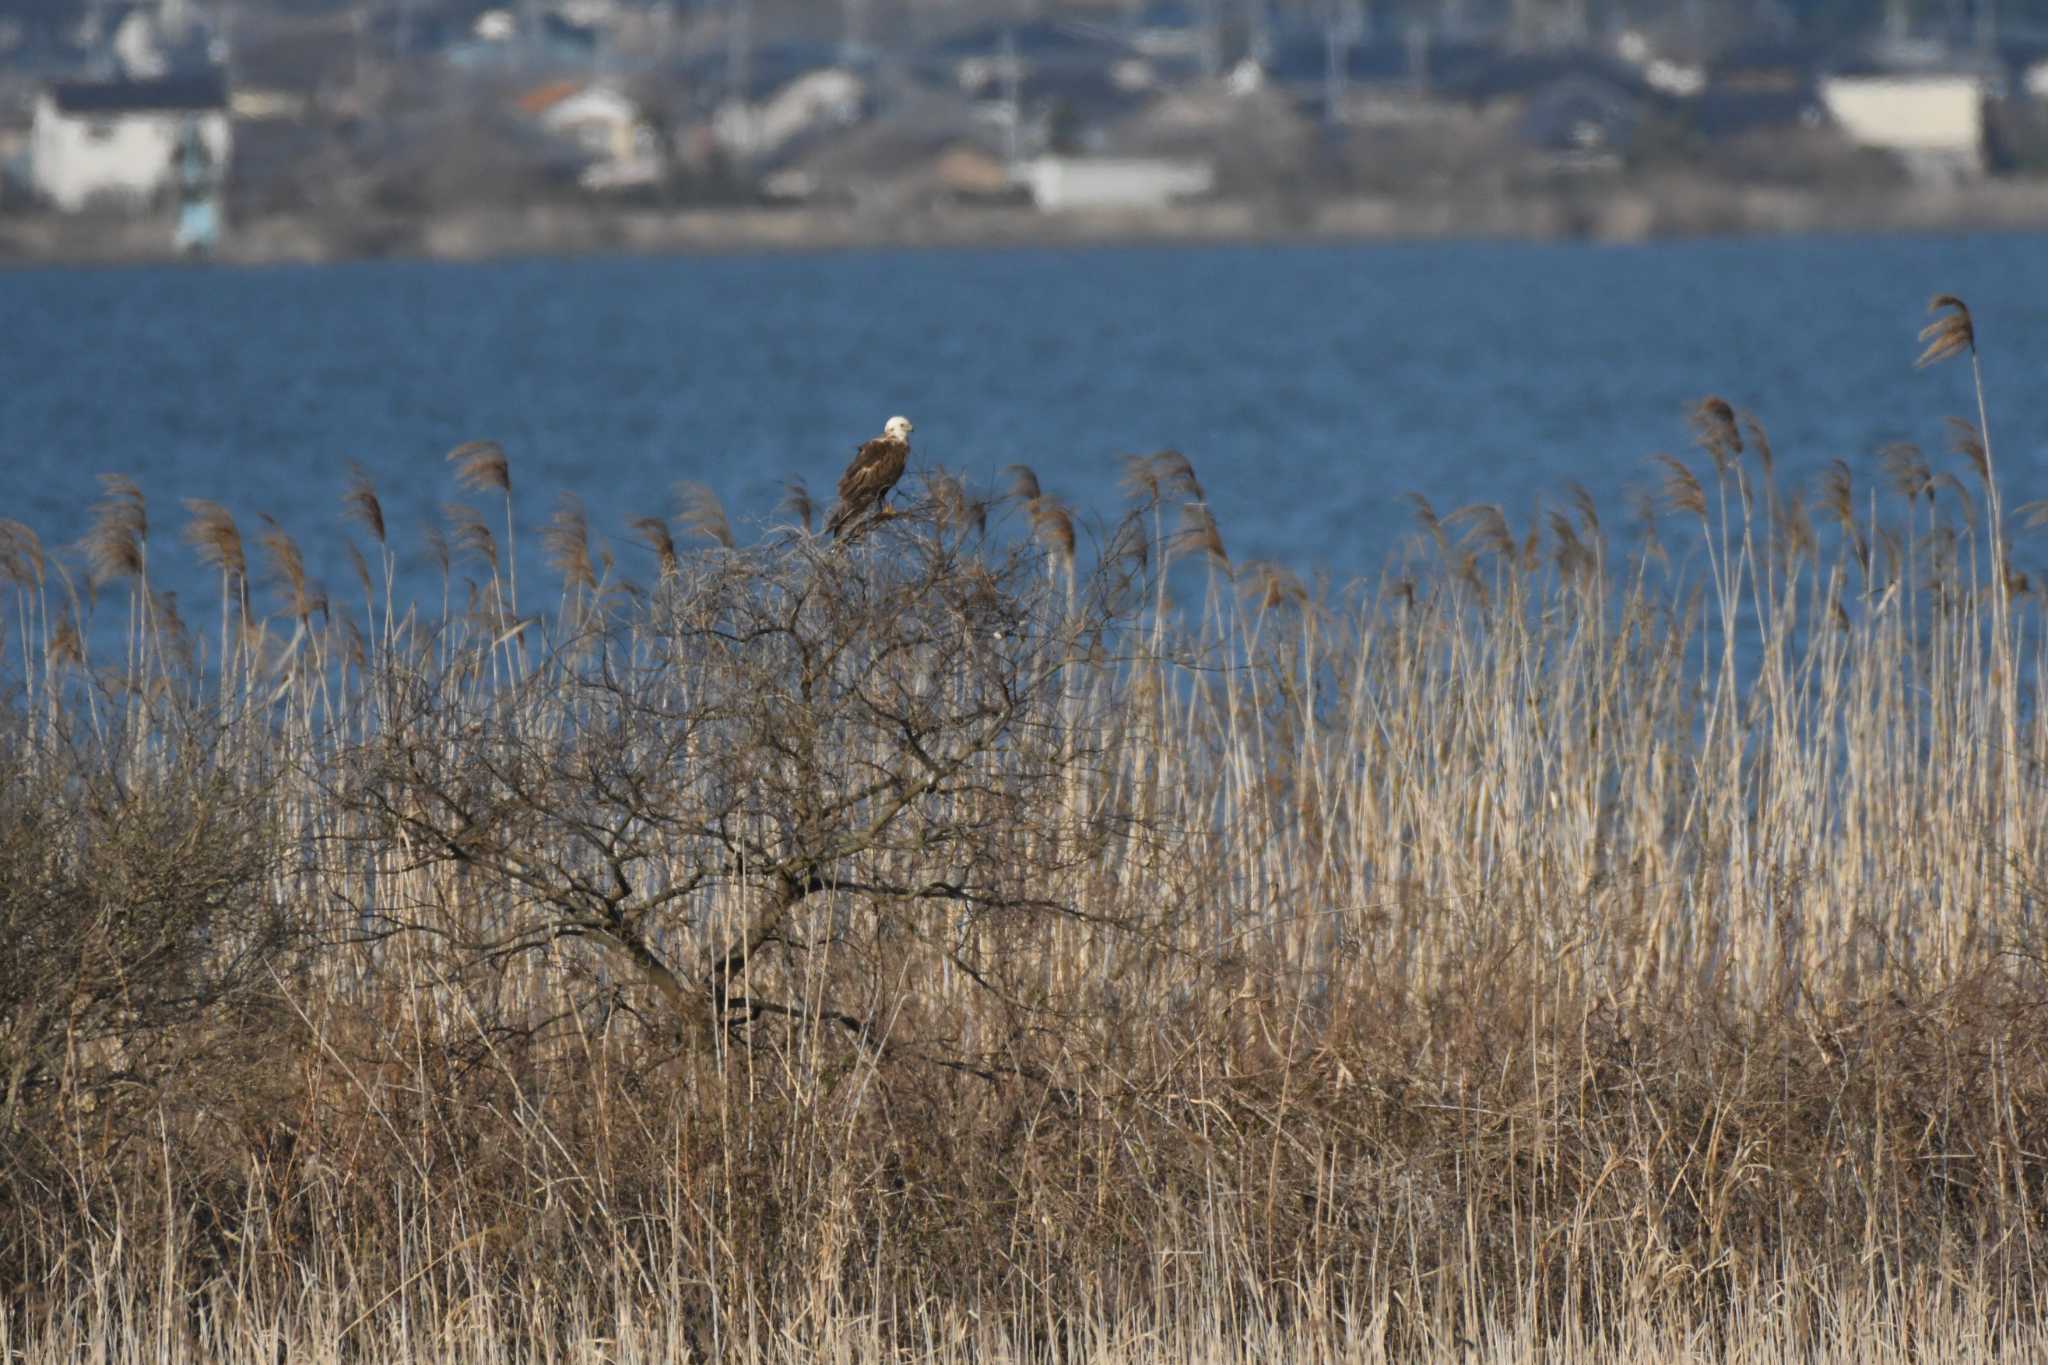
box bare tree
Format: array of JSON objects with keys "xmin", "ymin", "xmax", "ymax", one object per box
[{"xmin": 335, "ymin": 498, "xmax": 1160, "ymax": 1077}]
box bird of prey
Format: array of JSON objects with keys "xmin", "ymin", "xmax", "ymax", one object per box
[{"xmin": 826, "ymin": 415, "xmax": 914, "ymax": 539}]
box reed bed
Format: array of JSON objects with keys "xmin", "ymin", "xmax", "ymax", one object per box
[{"xmin": 4, "ymin": 297, "xmax": 2048, "ymax": 1361}]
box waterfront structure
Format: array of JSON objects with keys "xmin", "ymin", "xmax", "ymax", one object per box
[{"xmin": 30, "ymin": 71, "xmax": 230, "ymax": 213}]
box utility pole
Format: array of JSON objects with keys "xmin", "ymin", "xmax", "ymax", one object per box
[
  {"xmin": 1323, "ymin": 0, "xmax": 1363, "ymax": 126},
  {"xmin": 1561, "ymin": 0, "xmax": 1587, "ymax": 43},
  {"xmin": 725, "ymin": 0, "xmax": 752, "ymax": 160},
  {"xmin": 1001, "ymin": 26, "xmax": 1022, "ymax": 166},
  {"xmin": 726, "ymin": 0, "xmax": 752, "ymax": 105},
  {"xmin": 841, "ymin": 0, "xmax": 870, "ymax": 60},
  {"xmin": 1246, "ymin": 0, "xmax": 1271, "ymax": 63}
]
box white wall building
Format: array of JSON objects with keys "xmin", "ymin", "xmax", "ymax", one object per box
[
  {"xmin": 1820, "ymin": 73, "xmax": 1985, "ymax": 176},
  {"xmin": 31, "ymin": 74, "xmax": 230, "ymax": 212},
  {"xmin": 715, "ymin": 68, "xmax": 867, "ymax": 161},
  {"xmin": 537, "ymin": 85, "xmax": 643, "ymax": 164},
  {"xmin": 1022, "ymin": 155, "xmax": 1213, "ymax": 212}
]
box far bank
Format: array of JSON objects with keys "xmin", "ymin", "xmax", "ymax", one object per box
[{"xmin": 9, "ymin": 177, "xmax": 2048, "ymax": 266}]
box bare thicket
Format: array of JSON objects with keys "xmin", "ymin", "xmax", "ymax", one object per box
[{"xmin": 335, "ymin": 511, "xmax": 1165, "ymax": 1077}]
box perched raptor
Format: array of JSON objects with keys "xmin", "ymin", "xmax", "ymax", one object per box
[{"xmin": 826, "ymin": 415, "xmax": 914, "ymax": 539}]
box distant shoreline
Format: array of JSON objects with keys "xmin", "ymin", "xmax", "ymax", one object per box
[{"xmin": 8, "ymin": 179, "xmax": 2048, "ymax": 266}]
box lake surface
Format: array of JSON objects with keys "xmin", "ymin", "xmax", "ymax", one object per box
[{"xmin": 5, "ymin": 235, "xmax": 2048, "ymax": 630}]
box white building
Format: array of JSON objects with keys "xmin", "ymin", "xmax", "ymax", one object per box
[
  {"xmin": 536, "ymin": 84, "xmax": 643, "ymax": 164},
  {"xmin": 1022, "ymin": 155, "xmax": 1214, "ymax": 212},
  {"xmin": 520, "ymin": 81, "xmax": 660, "ymax": 191},
  {"xmin": 31, "ymin": 73, "xmax": 231, "ymax": 212},
  {"xmin": 1820, "ymin": 73, "xmax": 1985, "ymax": 177},
  {"xmin": 715, "ymin": 68, "xmax": 867, "ymax": 161}
]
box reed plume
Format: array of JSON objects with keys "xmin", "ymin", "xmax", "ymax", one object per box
[
  {"xmin": 1005, "ymin": 464, "xmax": 1042, "ymax": 504},
  {"xmin": 443, "ymin": 504, "xmax": 498, "ymax": 573},
  {"xmin": 1689, "ymin": 396, "xmax": 1742, "ymax": 474},
  {"xmin": 930, "ymin": 470, "xmax": 985, "ymax": 537},
  {"xmin": 677, "ymin": 482, "xmax": 734, "ymax": 549},
  {"xmin": 343, "ymin": 539, "xmax": 373, "ymax": 602},
  {"xmin": 1880, "ymin": 442, "xmax": 1933, "ymax": 506},
  {"xmin": 1240, "ymin": 560, "xmax": 1306, "ymax": 611},
  {"xmin": 1566, "ymin": 479, "xmax": 1602, "ymax": 542},
  {"xmin": 1776, "ymin": 492, "xmax": 1817, "ymax": 563},
  {"xmin": 85, "ymin": 475, "xmax": 147, "ymax": 586},
  {"xmin": 447, "ymin": 439, "xmax": 517, "ymax": 613},
  {"xmin": 542, "ymin": 492, "xmax": 597, "ymax": 593},
  {"xmin": 1916, "ymin": 295, "xmax": 1975, "ymax": 368},
  {"xmin": 1445, "ymin": 503, "xmax": 1515, "ymax": 562},
  {"xmin": 0, "ymin": 519, "xmax": 46, "ymax": 590},
  {"xmin": 47, "ymin": 613, "xmax": 82, "ymax": 668},
  {"xmin": 181, "ymin": 500, "xmax": 245, "ymax": 578},
  {"xmin": 1547, "ymin": 509, "xmax": 1594, "ymax": 578},
  {"xmin": 1409, "ymin": 493, "xmax": 1449, "ymax": 556},
  {"xmin": 1821, "ymin": 459, "xmax": 1855, "ymax": 530},
  {"xmin": 342, "ymin": 464, "xmax": 387, "ymax": 545},
  {"xmin": 1115, "ymin": 508, "xmax": 1150, "ymax": 570},
  {"xmin": 1029, "ymin": 496, "xmax": 1076, "ymax": 565},
  {"xmin": 256, "ymin": 516, "xmax": 317, "ymax": 622},
  {"xmin": 1654, "ymin": 453, "xmax": 1707, "ymax": 519},
  {"xmin": 1170, "ymin": 502, "xmax": 1228, "ymax": 568},
  {"xmin": 779, "ymin": 478, "xmax": 814, "ymax": 534},
  {"xmin": 424, "ymin": 524, "xmax": 451, "ymax": 582},
  {"xmin": 1118, "ymin": 453, "xmax": 1161, "ymax": 503},
  {"xmin": 630, "ymin": 516, "xmax": 679, "ymax": 580},
  {"xmin": 1154, "ymin": 449, "xmax": 1205, "ymax": 502},
  {"xmin": 1947, "ymin": 416, "xmax": 1991, "ymax": 487},
  {"xmin": 446, "ymin": 439, "xmax": 511, "ymax": 494},
  {"xmin": 1743, "ymin": 413, "xmax": 1776, "ymax": 478}
]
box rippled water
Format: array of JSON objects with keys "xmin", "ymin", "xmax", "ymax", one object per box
[{"xmin": 5, "ymin": 235, "xmax": 2047, "ymax": 622}]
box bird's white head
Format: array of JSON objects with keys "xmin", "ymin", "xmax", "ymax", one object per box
[{"xmin": 884, "ymin": 415, "xmax": 914, "ymax": 442}]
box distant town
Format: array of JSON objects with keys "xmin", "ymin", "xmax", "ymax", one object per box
[{"xmin": 5, "ymin": 0, "xmax": 2048, "ymax": 262}]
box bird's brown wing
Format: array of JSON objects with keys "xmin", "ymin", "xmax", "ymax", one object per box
[
  {"xmin": 836, "ymin": 437, "xmax": 907, "ymax": 505},
  {"xmin": 827, "ymin": 438, "xmax": 908, "ymax": 536}
]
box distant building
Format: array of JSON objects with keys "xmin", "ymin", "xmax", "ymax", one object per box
[
  {"xmin": 446, "ymin": 11, "xmax": 601, "ymax": 72},
  {"xmin": 1519, "ymin": 74, "xmax": 1642, "ymax": 168},
  {"xmin": 1022, "ymin": 155, "xmax": 1213, "ymax": 211},
  {"xmin": 518, "ymin": 80, "xmax": 659, "ymax": 190},
  {"xmin": 522, "ymin": 81, "xmax": 638, "ymax": 161},
  {"xmin": 30, "ymin": 71, "xmax": 230, "ymax": 212},
  {"xmin": 109, "ymin": 3, "xmax": 219, "ymax": 80},
  {"xmin": 1821, "ymin": 73, "xmax": 1986, "ymax": 178},
  {"xmin": 715, "ymin": 68, "xmax": 866, "ymax": 161}
]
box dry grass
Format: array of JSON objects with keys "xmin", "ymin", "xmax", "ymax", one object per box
[{"xmin": 5, "ymin": 303, "xmax": 2048, "ymax": 1362}]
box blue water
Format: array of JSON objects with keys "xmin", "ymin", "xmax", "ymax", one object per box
[{"xmin": 5, "ymin": 236, "xmax": 2047, "ymax": 626}]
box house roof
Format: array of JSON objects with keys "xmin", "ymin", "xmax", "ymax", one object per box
[
  {"xmin": 1445, "ymin": 51, "xmax": 1660, "ymax": 105},
  {"xmin": 49, "ymin": 71, "xmax": 227, "ymax": 114},
  {"xmin": 518, "ymin": 79, "xmax": 583, "ymax": 114}
]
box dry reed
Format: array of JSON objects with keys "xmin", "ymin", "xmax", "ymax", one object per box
[{"xmin": 4, "ymin": 298, "xmax": 2048, "ymax": 1363}]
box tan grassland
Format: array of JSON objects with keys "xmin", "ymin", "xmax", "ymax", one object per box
[{"xmin": 4, "ymin": 299, "xmax": 2048, "ymax": 1362}]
